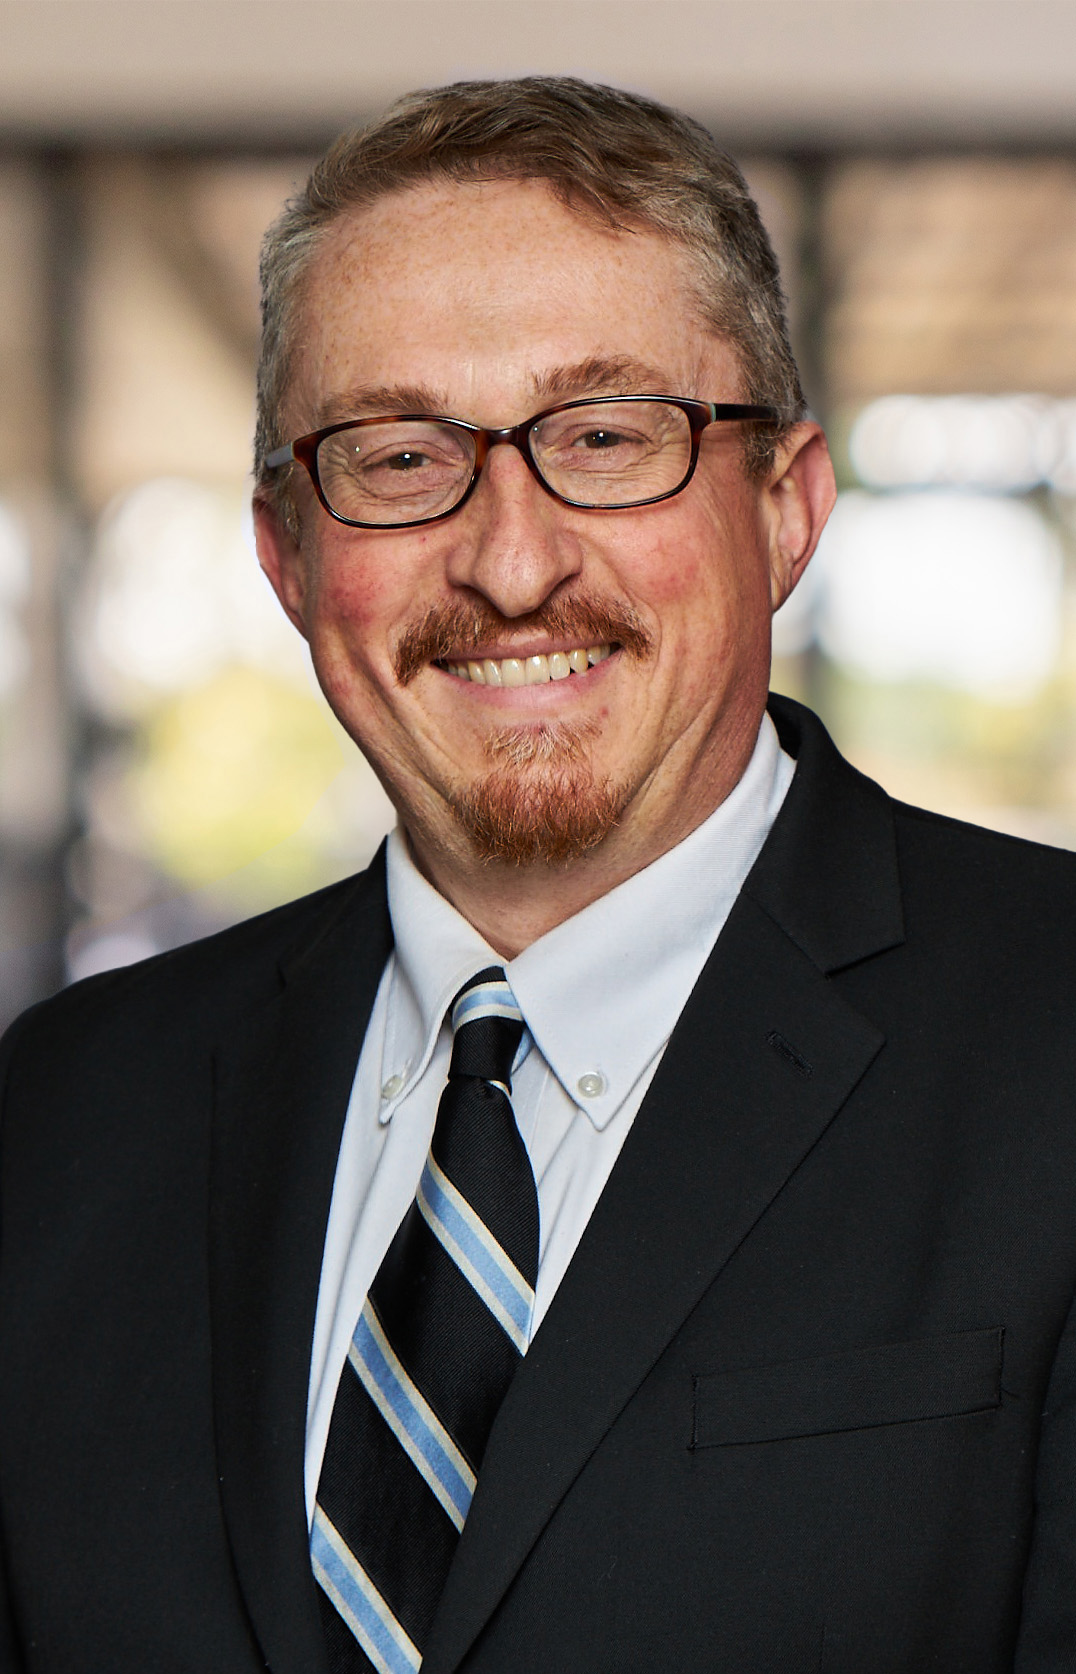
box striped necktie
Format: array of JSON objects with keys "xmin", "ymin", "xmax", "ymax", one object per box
[{"xmin": 312, "ymin": 967, "xmax": 539, "ymax": 1674}]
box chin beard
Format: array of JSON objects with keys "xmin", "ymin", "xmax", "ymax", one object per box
[
  {"xmin": 450, "ymin": 721, "xmax": 627, "ymax": 865},
  {"xmin": 396, "ymin": 593, "xmax": 653, "ymax": 865}
]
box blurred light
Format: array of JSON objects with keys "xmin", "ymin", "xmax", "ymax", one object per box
[
  {"xmin": 0, "ymin": 501, "xmax": 30, "ymax": 699},
  {"xmin": 79, "ymin": 477, "xmax": 310, "ymax": 717},
  {"xmin": 772, "ymin": 557, "xmax": 818, "ymax": 656},
  {"xmin": 66, "ymin": 928, "xmax": 160, "ymax": 982},
  {"xmin": 1051, "ymin": 401, "xmax": 1076, "ymax": 496},
  {"xmin": 850, "ymin": 395, "xmax": 1069, "ymax": 492},
  {"xmin": 130, "ymin": 665, "xmax": 346, "ymax": 888},
  {"xmin": 815, "ymin": 490, "xmax": 1063, "ymax": 700}
]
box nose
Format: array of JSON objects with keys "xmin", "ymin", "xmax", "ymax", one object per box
[{"xmin": 444, "ymin": 441, "xmax": 584, "ymax": 618}]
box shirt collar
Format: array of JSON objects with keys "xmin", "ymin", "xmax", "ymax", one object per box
[
  {"xmin": 382, "ymin": 712, "xmax": 793, "ymax": 1128},
  {"xmin": 378, "ymin": 838, "xmax": 497, "ymax": 1123}
]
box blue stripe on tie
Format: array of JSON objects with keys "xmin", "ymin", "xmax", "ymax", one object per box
[
  {"xmin": 452, "ymin": 980, "xmax": 522, "ymax": 1033},
  {"xmin": 417, "ymin": 1156, "xmax": 533, "ymax": 1350},
  {"xmin": 311, "ymin": 1508, "xmax": 421, "ymax": 1674},
  {"xmin": 351, "ymin": 1302, "xmax": 475, "ymax": 1530}
]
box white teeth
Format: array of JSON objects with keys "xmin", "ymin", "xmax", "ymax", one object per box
[{"xmin": 445, "ymin": 644, "xmax": 613, "ymax": 683}]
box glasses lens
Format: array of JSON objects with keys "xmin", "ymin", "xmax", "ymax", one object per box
[
  {"xmin": 316, "ymin": 419, "xmax": 476, "ymax": 525},
  {"xmin": 531, "ymin": 399, "xmax": 693, "ymax": 507}
]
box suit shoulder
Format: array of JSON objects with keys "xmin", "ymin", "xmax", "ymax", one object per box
[
  {"xmin": 1, "ymin": 854, "xmax": 389, "ymax": 1066},
  {"xmin": 882, "ymin": 799, "xmax": 1076, "ymax": 982},
  {"xmin": 758, "ymin": 698, "xmax": 1076, "ymax": 976},
  {"xmin": 890, "ymin": 797, "xmax": 1076, "ymax": 889}
]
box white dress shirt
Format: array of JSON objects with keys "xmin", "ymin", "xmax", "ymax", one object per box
[{"xmin": 304, "ymin": 712, "xmax": 795, "ymax": 1523}]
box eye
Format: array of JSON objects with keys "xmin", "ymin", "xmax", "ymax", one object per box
[
  {"xmin": 348, "ymin": 431, "xmax": 471, "ymax": 480},
  {"xmin": 575, "ymin": 428, "xmax": 631, "ymax": 451},
  {"xmin": 382, "ymin": 449, "xmax": 434, "ymax": 472},
  {"xmin": 542, "ymin": 421, "xmax": 651, "ymax": 466}
]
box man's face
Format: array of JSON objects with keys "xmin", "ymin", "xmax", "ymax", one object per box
[{"xmin": 256, "ymin": 178, "xmax": 832, "ymax": 883}]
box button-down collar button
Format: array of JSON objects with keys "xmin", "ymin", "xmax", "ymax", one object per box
[
  {"xmin": 576, "ymin": 1071, "xmax": 606, "ymax": 1100},
  {"xmin": 381, "ymin": 1072, "xmax": 406, "ymax": 1101}
]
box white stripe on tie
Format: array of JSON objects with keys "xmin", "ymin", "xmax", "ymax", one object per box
[
  {"xmin": 311, "ymin": 1507, "xmax": 421, "ymax": 1674},
  {"xmin": 417, "ymin": 1154, "xmax": 534, "ymax": 1353},
  {"xmin": 451, "ymin": 980, "xmax": 522, "ymax": 1034},
  {"xmin": 349, "ymin": 1301, "xmax": 476, "ymax": 1531}
]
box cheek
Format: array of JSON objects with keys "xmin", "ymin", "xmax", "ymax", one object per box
[
  {"xmin": 625, "ymin": 486, "xmax": 767, "ymax": 617},
  {"xmin": 636, "ymin": 542, "xmax": 755, "ymax": 654},
  {"xmin": 640, "ymin": 542, "xmax": 774, "ymax": 712},
  {"xmin": 306, "ymin": 555, "xmax": 411, "ymax": 667},
  {"xmin": 312, "ymin": 528, "xmax": 443, "ymax": 646}
]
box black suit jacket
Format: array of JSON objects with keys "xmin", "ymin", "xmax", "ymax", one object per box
[{"xmin": 3, "ymin": 696, "xmax": 1076, "ymax": 1672}]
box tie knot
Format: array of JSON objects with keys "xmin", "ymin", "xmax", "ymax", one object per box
[{"xmin": 449, "ymin": 966, "xmax": 525, "ymax": 1087}]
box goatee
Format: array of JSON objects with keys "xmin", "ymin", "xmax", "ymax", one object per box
[
  {"xmin": 391, "ymin": 592, "xmax": 652, "ymax": 866},
  {"xmin": 453, "ymin": 720, "xmax": 627, "ymax": 865}
]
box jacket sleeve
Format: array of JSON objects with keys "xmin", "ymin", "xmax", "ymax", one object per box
[{"xmin": 1014, "ymin": 1281, "xmax": 1076, "ymax": 1671}]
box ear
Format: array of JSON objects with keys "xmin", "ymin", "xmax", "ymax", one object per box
[
  {"xmin": 253, "ymin": 495, "xmax": 310, "ymax": 639},
  {"xmin": 762, "ymin": 423, "xmax": 837, "ymax": 611}
]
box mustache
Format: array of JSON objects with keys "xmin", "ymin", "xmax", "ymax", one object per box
[{"xmin": 393, "ymin": 594, "xmax": 653, "ymax": 685}]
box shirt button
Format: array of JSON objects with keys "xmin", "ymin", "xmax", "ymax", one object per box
[
  {"xmin": 576, "ymin": 1072, "xmax": 606, "ymax": 1100},
  {"xmin": 381, "ymin": 1072, "xmax": 406, "ymax": 1100}
]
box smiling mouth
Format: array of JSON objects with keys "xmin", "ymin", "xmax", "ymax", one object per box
[{"xmin": 440, "ymin": 644, "xmax": 613, "ymax": 686}]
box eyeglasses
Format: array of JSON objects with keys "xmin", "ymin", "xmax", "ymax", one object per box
[{"xmin": 264, "ymin": 395, "xmax": 780, "ymax": 530}]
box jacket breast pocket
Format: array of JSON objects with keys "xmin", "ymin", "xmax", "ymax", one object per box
[{"xmin": 692, "ymin": 1326, "xmax": 1003, "ymax": 1448}]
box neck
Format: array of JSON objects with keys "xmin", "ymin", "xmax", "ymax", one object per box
[{"xmin": 407, "ymin": 840, "xmax": 649, "ymax": 959}]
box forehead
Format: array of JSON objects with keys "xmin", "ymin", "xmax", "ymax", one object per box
[{"xmin": 288, "ymin": 178, "xmax": 738, "ymax": 426}]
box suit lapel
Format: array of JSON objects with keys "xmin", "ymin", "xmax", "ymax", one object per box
[
  {"xmin": 423, "ymin": 700, "xmax": 904, "ymax": 1674},
  {"xmin": 209, "ymin": 852, "xmax": 392, "ymax": 1674}
]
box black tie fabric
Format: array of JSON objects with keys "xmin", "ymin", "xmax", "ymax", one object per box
[{"xmin": 312, "ymin": 967, "xmax": 539, "ymax": 1674}]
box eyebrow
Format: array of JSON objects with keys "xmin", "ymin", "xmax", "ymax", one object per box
[
  {"xmin": 313, "ymin": 356, "xmax": 676, "ymax": 429},
  {"xmin": 530, "ymin": 355, "xmax": 676, "ymax": 402},
  {"xmin": 315, "ymin": 382, "xmax": 449, "ymax": 426}
]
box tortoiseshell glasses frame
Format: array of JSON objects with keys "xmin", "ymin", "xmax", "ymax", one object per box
[{"xmin": 263, "ymin": 395, "xmax": 781, "ymax": 531}]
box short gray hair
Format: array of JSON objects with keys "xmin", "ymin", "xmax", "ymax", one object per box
[{"xmin": 255, "ymin": 76, "xmax": 804, "ymax": 525}]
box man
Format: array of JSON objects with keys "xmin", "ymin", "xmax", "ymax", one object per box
[{"xmin": 2, "ymin": 76, "xmax": 1076, "ymax": 1674}]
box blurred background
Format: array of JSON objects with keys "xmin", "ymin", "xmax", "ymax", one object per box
[{"xmin": 2, "ymin": 0, "xmax": 1076, "ymax": 1024}]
